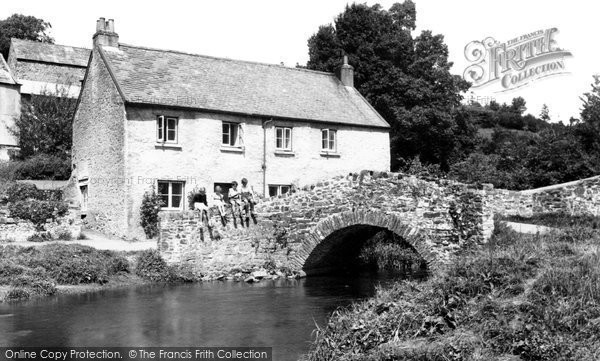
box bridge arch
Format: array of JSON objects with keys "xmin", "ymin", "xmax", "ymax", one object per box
[{"xmin": 293, "ymin": 210, "xmax": 440, "ymax": 275}]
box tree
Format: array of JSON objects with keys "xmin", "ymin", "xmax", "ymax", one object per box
[
  {"xmin": 11, "ymin": 85, "xmax": 76, "ymax": 159},
  {"xmin": 0, "ymin": 14, "xmax": 54, "ymax": 59},
  {"xmin": 580, "ymin": 75, "xmax": 600, "ymax": 127},
  {"xmin": 305, "ymin": 2, "xmax": 472, "ymax": 170},
  {"xmin": 539, "ymin": 104, "xmax": 550, "ymax": 122}
]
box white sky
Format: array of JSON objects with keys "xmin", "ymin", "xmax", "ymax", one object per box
[{"xmin": 1, "ymin": 0, "xmax": 597, "ymax": 121}]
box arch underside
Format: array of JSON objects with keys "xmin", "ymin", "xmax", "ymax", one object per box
[{"xmin": 295, "ymin": 211, "xmax": 439, "ymax": 275}]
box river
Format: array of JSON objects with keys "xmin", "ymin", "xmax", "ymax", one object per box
[{"xmin": 0, "ymin": 271, "xmax": 424, "ymax": 361}]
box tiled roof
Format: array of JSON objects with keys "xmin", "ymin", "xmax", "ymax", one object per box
[
  {"xmin": 101, "ymin": 44, "xmax": 389, "ymax": 128},
  {"xmin": 10, "ymin": 38, "xmax": 90, "ymax": 67},
  {"xmin": 0, "ymin": 54, "xmax": 16, "ymax": 85}
]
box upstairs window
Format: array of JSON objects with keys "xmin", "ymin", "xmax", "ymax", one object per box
[
  {"xmin": 222, "ymin": 122, "xmax": 243, "ymax": 147},
  {"xmin": 275, "ymin": 127, "xmax": 292, "ymax": 151},
  {"xmin": 157, "ymin": 116, "xmax": 178, "ymax": 143},
  {"xmin": 157, "ymin": 180, "xmax": 184, "ymax": 210},
  {"xmin": 321, "ymin": 129, "xmax": 337, "ymax": 152}
]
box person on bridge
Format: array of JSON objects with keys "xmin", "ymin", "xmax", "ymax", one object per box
[
  {"xmin": 228, "ymin": 181, "xmax": 245, "ymax": 227},
  {"xmin": 192, "ymin": 187, "xmax": 211, "ymax": 228},
  {"xmin": 240, "ymin": 177, "xmax": 257, "ymax": 226},
  {"xmin": 212, "ymin": 185, "xmax": 227, "ymax": 226}
]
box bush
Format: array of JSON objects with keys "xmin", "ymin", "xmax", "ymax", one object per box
[
  {"xmin": 140, "ymin": 187, "xmax": 163, "ymax": 239},
  {"xmin": 27, "ymin": 232, "xmax": 52, "ymax": 243},
  {"xmin": 4, "ymin": 287, "xmax": 30, "ymax": 301},
  {"xmin": 135, "ymin": 249, "xmax": 175, "ymax": 282},
  {"xmin": 5, "ymin": 182, "xmax": 42, "ymax": 203},
  {"xmin": 0, "ymin": 154, "xmax": 71, "ymax": 181},
  {"xmin": 8, "ymin": 199, "xmax": 69, "ymax": 230},
  {"xmin": 109, "ymin": 256, "xmax": 130, "ymax": 274}
]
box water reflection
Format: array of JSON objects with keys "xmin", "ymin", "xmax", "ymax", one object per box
[{"xmin": 0, "ymin": 271, "xmax": 424, "ymax": 361}]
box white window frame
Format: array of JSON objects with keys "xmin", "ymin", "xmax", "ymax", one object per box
[
  {"xmin": 275, "ymin": 126, "xmax": 292, "ymax": 151},
  {"xmin": 157, "ymin": 116, "xmax": 178, "ymax": 144},
  {"xmin": 321, "ymin": 129, "xmax": 337, "ymax": 152},
  {"xmin": 222, "ymin": 122, "xmax": 243, "ymax": 147},
  {"xmin": 268, "ymin": 184, "xmax": 291, "ymax": 197},
  {"xmin": 78, "ymin": 178, "xmax": 89, "ymax": 213},
  {"xmin": 157, "ymin": 180, "xmax": 185, "ymax": 210}
]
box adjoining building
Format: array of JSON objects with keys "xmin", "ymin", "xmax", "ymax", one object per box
[
  {"xmin": 72, "ymin": 18, "xmax": 391, "ymax": 238},
  {"xmin": 0, "ymin": 54, "xmax": 19, "ymax": 160},
  {"xmin": 0, "ymin": 39, "xmax": 90, "ymax": 160}
]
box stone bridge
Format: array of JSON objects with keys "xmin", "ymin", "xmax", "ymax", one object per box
[{"xmin": 159, "ymin": 171, "xmax": 495, "ymax": 276}]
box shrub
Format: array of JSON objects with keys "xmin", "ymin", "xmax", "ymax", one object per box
[
  {"xmin": 109, "ymin": 256, "xmax": 130, "ymax": 274},
  {"xmin": 0, "ymin": 154, "xmax": 71, "ymax": 181},
  {"xmin": 4, "ymin": 287, "xmax": 30, "ymax": 301},
  {"xmin": 27, "ymin": 232, "xmax": 52, "ymax": 243},
  {"xmin": 140, "ymin": 187, "xmax": 163, "ymax": 239},
  {"xmin": 135, "ymin": 249, "xmax": 173, "ymax": 282},
  {"xmin": 5, "ymin": 182, "xmax": 42, "ymax": 203},
  {"xmin": 8, "ymin": 199, "xmax": 69, "ymax": 230}
]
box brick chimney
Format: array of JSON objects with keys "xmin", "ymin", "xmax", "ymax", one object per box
[
  {"xmin": 93, "ymin": 18, "xmax": 119, "ymax": 47},
  {"xmin": 336, "ymin": 55, "xmax": 354, "ymax": 87}
]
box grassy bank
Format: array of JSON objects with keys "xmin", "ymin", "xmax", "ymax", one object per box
[
  {"xmin": 304, "ymin": 219, "xmax": 600, "ymax": 360},
  {"xmin": 0, "ymin": 245, "xmax": 196, "ymax": 302}
]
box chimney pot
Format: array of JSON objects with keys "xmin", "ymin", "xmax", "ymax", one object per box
[{"xmin": 93, "ymin": 17, "xmax": 119, "ymax": 48}]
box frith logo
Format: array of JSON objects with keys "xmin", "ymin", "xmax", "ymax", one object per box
[{"xmin": 463, "ymin": 28, "xmax": 572, "ymax": 91}]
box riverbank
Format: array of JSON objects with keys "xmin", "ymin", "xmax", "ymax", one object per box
[
  {"xmin": 304, "ymin": 216, "xmax": 600, "ymax": 360},
  {"xmin": 0, "ymin": 241, "xmax": 307, "ymax": 302}
]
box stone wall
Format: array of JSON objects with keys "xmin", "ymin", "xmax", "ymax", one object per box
[
  {"xmin": 0, "ymin": 204, "xmax": 81, "ymax": 242},
  {"xmin": 484, "ymin": 175, "xmax": 600, "ymax": 217},
  {"xmin": 159, "ymin": 171, "xmax": 493, "ymax": 276}
]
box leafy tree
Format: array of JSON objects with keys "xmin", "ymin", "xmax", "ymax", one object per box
[
  {"xmin": 10, "ymin": 85, "xmax": 76, "ymax": 159},
  {"xmin": 0, "ymin": 14, "xmax": 54, "ymax": 59},
  {"xmin": 539, "ymin": 104, "xmax": 550, "ymax": 122},
  {"xmin": 305, "ymin": 2, "xmax": 471, "ymax": 170}
]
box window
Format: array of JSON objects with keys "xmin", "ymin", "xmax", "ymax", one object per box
[
  {"xmin": 321, "ymin": 129, "xmax": 337, "ymax": 152},
  {"xmin": 157, "ymin": 181, "xmax": 185, "ymax": 210},
  {"xmin": 79, "ymin": 185, "xmax": 88, "ymax": 212},
  {"xmin": 275, "ymin": 127, "xmax": 292, "ymax": 151},
  {"xmin": 268, "ymin": 184, "xmax": 291, "ymax": 197},
  {"xmin": 157, "ymin": 116, "xmax": 178, "ymax": 143},
  {"xmin": 222, "ymin": 122, "xmax": 242, "ymax": 147}
]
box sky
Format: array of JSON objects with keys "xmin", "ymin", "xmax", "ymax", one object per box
[{"xmin": 1, "ymin": 0, "xmax": 597, "ymax": 121}]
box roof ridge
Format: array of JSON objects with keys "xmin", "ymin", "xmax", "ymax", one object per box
[
  {"xmin": 10, "ymin": 38, "xmax": 90, "ymax": 51},
  {"xmin": 117, "ymin": 43, "xmax": 336, "ymax": 77}
]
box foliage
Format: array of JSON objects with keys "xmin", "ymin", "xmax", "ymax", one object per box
[
  {"xmin": 12, "ymin": 89, "xmax": 77, "ymax": 160},
  {"xmin": 305, "ymin": 217, "xmax": 600, "ymax": 360},
  {"xmin": 134, "ymin": 249, "xmax": 174, "ymax": 282},
  {"xmin": 26, "ymin": 232, "xmax": 52, "ymax": 242},
  {"xmin": 0, "ymin": 154, "xmax": 72, "ymax": 181},
  {"xmin": 0, "ymin": 14, "xmax": 54, "ymax": 59},
  {"xmin": 8, "ymin": 199, "xmax": 68, "ymax": 230},
  {"xmin": 358, "ymin": 231, "xmax": 424, "ymax": 271},
  {"xmin": 305, "ymin": 1, "xmax": 473, "ymax": 170},
  {"xmin": 140, "ymin": 186, "xmax": 163, "ymax": 239},
  {"xmin": 5, "ymin": 182, "xmax": 42, "ymax": 202},
  {"xmin": 0, "ymin": 244, "xmax": 130, "ymax": 290}
]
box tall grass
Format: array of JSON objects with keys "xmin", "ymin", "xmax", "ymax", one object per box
[{"xmin": 305, "ymin": 218, "xmax": 600, "ymax": 360}]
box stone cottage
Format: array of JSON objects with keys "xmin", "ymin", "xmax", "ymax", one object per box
[
  {"xmin": 0, "ymin": 39, "xmax": 90, "ymax": 160},
  {"xmin": 72, "ymin": 18, "xmax": 391, "ymax": 238}
]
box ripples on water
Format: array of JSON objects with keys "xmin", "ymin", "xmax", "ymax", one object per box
[{"xmin": 0, "ymin": 270, "xmax": 426, "ymax": 361}]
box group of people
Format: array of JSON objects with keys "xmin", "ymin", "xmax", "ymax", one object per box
[{"xmin": 191, "ymin": 178, "xmax": 257, "ymax": 228}]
